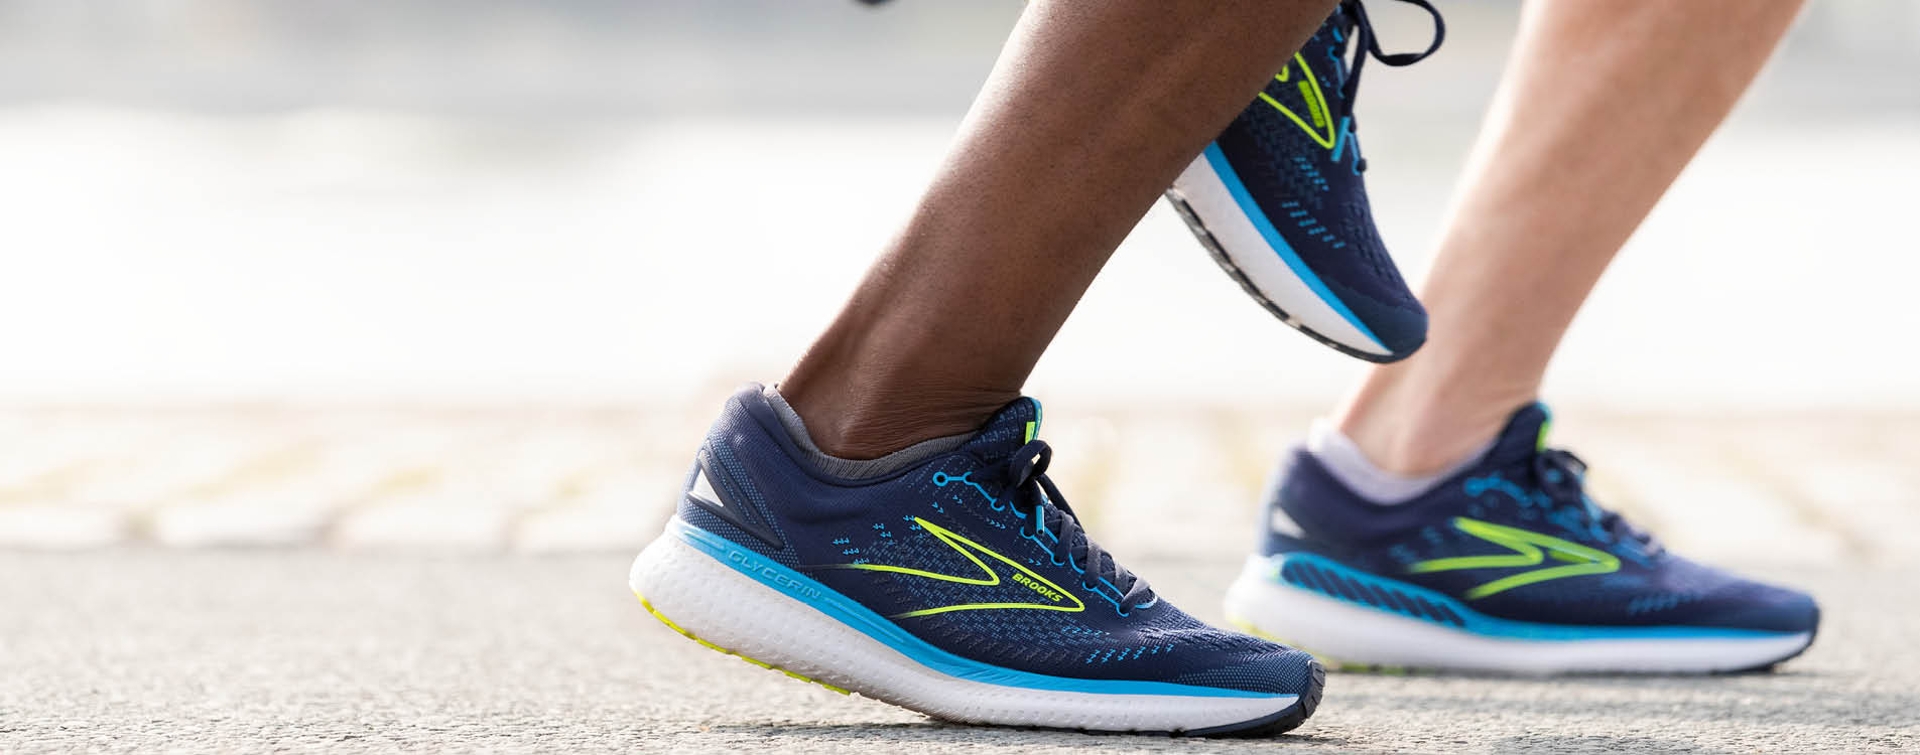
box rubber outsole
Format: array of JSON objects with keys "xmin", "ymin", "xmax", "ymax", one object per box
[
  {"xmin": 1186, "ymin": 659, "xmax": 1324, "ymax": 738},
  {"xmin": 636, "ymin": 592, "xmax": 1324, "ymax": 737},
  {"xmin": 632, "ymin": 530, "xmax": 1326, "ymax": 737},
  {"xmin": 1224, "ymin": 558, "xmax": 1820, "ymax": 676},
  {"xmin": 1236, "ymin": 610, "xmax": 1816, "ymax": 676},
  {"xmin": 637, "ymin": 593, "xmax": 852, "ymax": 695},
  {"xmin": 1163, "ymin": 187, "xmax": 1410, "ymax": 364}
]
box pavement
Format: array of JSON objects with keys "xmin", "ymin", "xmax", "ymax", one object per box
[
  {"xmin": 5, "ymin": 548, "xmax": 1914, "ymax": 754},
  {"xmin": 5, "ymin": 405, "xmax": 1919, "ymax": 569},
  {"xmin": 3, "ymin": 407, "xmax": 1919, "ymax": 753}
]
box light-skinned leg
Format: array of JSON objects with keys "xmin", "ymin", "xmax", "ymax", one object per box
[
  {"xmin": 1336, "ymin": 0, "xmax": 1808, "ymax": 475},
  {"xmin": 1221, "ymin": 0, "xmax": 1819, "ymax": 676}
]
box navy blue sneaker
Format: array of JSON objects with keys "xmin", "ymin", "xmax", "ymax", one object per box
[
  {"xmin": 1224, "ymin": 404, "xmax": 1820, "ymax": 674},
  {"xmin": 631, "ymin": 385, "xmax": 1325, "ymax": 735},
  {"xmin": 1168, "ymin": 0, "xmax": 1442, "ymax": 362}
]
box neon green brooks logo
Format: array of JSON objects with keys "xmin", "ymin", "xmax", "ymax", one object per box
[
  {"xmin": 1011, "ymin": 572, "xmax": 1065, "ymax": 603},
  {"xmin": 1407, "ymin": 517, "xmax": 1620, "ymax": 600},
  {"xmin": 1257, "ymin": 53, "xmax": 1338, "ymax": 151},
  {"xmin": 837, "ymin": 517, "xmax": 1085, "ymax": 619}
]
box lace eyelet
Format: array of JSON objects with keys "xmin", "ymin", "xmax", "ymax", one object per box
[{"xmin": 1019, "ymin": 528, "xmax": 1034, "ymax": 539}]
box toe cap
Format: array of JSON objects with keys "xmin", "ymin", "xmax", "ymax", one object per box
[
  {"xmin": 1325, "ymin": 279, "xmax": 1427, "ymax": 361},
  {"xmin": 1698, "ymin": 582, "xmax": 1821, "ymax": 634},
  {"xmin": 1171, "ymin": 645, "xmax": 1323, "ymax": 698}
]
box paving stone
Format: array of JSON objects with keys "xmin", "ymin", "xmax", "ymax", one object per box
[{"xmin": 0, "ymin": 406, "xmax": 1907, "ymax": 567}]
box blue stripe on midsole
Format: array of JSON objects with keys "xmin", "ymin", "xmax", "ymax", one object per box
[
  {"xmin": 1199, "ymin": 142, "xmax": 1385, "ymax": 351},
  {"xmin": 669, "ymin": 518, "xmax": 1287, "ymax": 700},
  {"xmin": 1266, "ymin": 552, "xmax": 1803, "ymax": 642}
]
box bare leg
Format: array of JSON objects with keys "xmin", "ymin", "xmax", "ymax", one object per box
[
  {"xmin": 782, "ymin": 0, "xmax": 1338, "ymax": 459},
  {"xmin": 1336, "ymin": 0, "xmax": 1806, "ymax": 474}
]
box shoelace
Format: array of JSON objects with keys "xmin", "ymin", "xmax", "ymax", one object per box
[
  {"xmin": 999, "ymin": 440, "xmax": 1155, "ymax": 613},
  {"xmin": 1334, "ymin": 0, "xmax": 1445, "ymax": 171},
  {"xmin": 1531, "ymin": 448, "xmax": 1663, "ymax": 555}
]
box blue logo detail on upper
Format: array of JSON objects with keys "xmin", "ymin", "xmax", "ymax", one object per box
[
  {"xmin": 1463, "ymin": 474, "xmax": 1535, "ymax": 506},
  {"xmin": 932, "ymin": 470, "xmax": 997, "ymax": 505}
]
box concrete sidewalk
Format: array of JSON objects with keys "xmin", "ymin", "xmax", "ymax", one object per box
[{"xmin": 5, "ymin": 549, "xmax": 1913, "ymax": 754}]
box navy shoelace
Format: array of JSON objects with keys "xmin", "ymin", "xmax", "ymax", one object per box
[
  {"xmin": 1532, "ymin": 448, "xmax": 1664, "ymax": 556},
  {"xmin": 1335, "ymin": 0, "xmax": 1445, "ymax": 171},
  {"xmin": 999, "ymin": 440, "xmax": 1155, "ymax": 613},
  {"xmin": 1339, "ymin": 0, "xmax": 1446, "ymax": 102}
]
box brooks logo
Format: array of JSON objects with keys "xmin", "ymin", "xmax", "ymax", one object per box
[{"xmin": 1012, "ymin": 572, "xmax": 1065, "ymax": 603}]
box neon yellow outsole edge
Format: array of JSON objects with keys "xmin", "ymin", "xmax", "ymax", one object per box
[{"xmin": 634, "ymin": 591, "xmax": 852, "ymax": 695}]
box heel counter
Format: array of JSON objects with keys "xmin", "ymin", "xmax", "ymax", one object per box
[
  {"xmin": 672, "ymin": 455, "xmax": 703, "ymax": 521},
  {"xmin": 673, "ymin": 389, "xmax": 795, "ymax": 560},
  {"xmin": 1258, "ymin": 450, "xmax": 1318, "ymax": 556}
]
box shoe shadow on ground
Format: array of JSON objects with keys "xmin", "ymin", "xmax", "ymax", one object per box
[
  {"xmin": 700, "ymin": 720, "xmax": 1360, "ymax": 750},
  {"xmin": 1326, "ymin": 668, "xmax": 1907, "ymax": 729}
]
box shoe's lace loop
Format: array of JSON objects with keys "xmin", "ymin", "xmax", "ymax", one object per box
[
  {"xmin": 1326, "ymin": 0, "xmax": 1443, "ymax": 173},
  {"xmin": 1339, "ymin": 0, "xmax": 1446, "ymax": 102},
  {"xmin": 1531, "ymin": 448, "xmax": 1663, "ymax": 555},
  {"xmin": 1001, "ymin": 440, "xmax": 1153, "ymax": 611},
  {"xmin": 1532, "ymin": 448, "xmax": 1588, "ymax": 497}
]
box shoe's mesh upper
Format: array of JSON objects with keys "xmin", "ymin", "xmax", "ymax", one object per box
[
  {"xmin": 1206, "ymin": 9, "xmax": 1426, "ymax": 354},
  {"xmin": 674, "ymin": 385, "xmax": 1320, "ymax": 696},
  {"xmin": 1263, "ymin": 404, "xmax": 1820, "ymax": 634}
]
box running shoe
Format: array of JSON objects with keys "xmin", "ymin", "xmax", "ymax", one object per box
[
  {"xmin": 1168, "ymin": 0, "xmax": 1443, "ymax": 362},
  {"xmin": 1223, "ymin": 403, "xmax": 1821, "ymax": 674},
  {"xmin": 630, "ymin": 385, "xmax": 1325, "ymax": 735}
]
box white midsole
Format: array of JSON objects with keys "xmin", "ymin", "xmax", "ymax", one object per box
[
  {"xmin": 629, "ymin": 527, "xmax": 1299, "ymax": 732},
  {"xmin": 1223, "ymin": 556, "xmax": 1813, "ymax": 674},
  {"xmin": 1170, "ymin": 155, "xmax": 1389, "ymax": 356}
]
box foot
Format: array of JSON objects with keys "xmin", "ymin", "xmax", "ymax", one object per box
[
  {"xmin": 631, "ymin": 385, "xmax": 1325, "ymax": 735},
  {"xmin": 1224, "ymin": 403, "xmax": 1820, "ymax": 674},
  {"xmin": 1167, "ymin": 0, "xmax": 1443, "ymax": 362}
]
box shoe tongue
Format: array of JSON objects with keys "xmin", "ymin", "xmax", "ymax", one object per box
[
  {"xmin": 1482, "ymin": 402, "xmax": 1554, "ymax": 466},
  {"xmin": 960, "ymin": 396, "xmax": 1043, "ymax": 462}
]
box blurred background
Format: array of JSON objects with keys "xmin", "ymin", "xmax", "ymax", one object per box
[{"xmin": 1, "ymin": 0, "xmax": 1917, "ymax": 565}]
